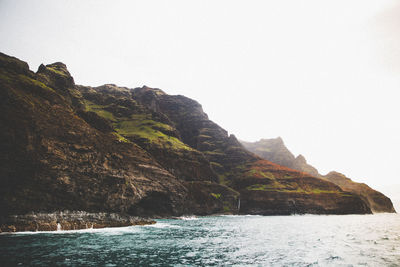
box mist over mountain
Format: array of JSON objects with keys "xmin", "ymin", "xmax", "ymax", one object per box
[{"xmin": 241, "ymin": 138, "xmax": 395, "ymax": 213}]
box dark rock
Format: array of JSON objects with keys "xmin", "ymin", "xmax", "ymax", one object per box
[
  {"xmin": 185, "ymin": 181, "xmax": 240, "ymax": 215},
  {"xmin": 77, "ymin": 84, "xmax": 218, "ymax": 183},
  {"xmin": 239, "ymin": 190, "xmax": 371, "ymax": 215},
  {"xmin": 36, "ymin": 62, "xmax": 75, "ymax": 91},
  {"xmin": 0, "ymin": 52, "xmax": 31, "ymax": 76},
  {"xmin": 0, "ymin": 53, "xmax": 188, "ymax": 218},
  {"xmin": 77, "ymin": 110, "xmax": 114, "ymax": 133},
  {"xmin": 0, "ymin": 211, "xmax": 155, "ymax": 232},
  {"xmin": 324, "ymin": 172, "xmax": 396, "ymax": 213}
]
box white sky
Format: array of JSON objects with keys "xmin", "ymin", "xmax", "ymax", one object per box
[{"xmin": 1, "ymin": 0, "xmax": 399, "ymax": 199}]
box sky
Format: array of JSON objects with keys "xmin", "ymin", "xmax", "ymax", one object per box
[{"xmin": 0, "ymin": 0, "xmax": 399, "ymax": 202}]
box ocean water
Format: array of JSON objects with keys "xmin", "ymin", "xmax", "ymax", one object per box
[{"xmin": 1, "ymin": 214, "xmax": 399, "ymax": 266}]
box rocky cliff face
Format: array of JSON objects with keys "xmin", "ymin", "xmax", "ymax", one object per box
[
  {"xmin": 324, "ymin": 172, "xmax": 395, "ymax": 213},
  {"xmin": 0, "ymin": 52, "xmax": 374, "ymax": 231},
  {"xmin": 0, "ymin": 53, "xmax": 189, "ymax": 219},
  {"xmin": 241, "ymin": 138, "xmax": 319, "ymax": 177},
  {"xmin": 131, "ymin": 86, "xmax": 371, "ymax": 215},
  {"xmin": 241, "ymin": 138, "xmax": 395, "ymax": 213},
  {"xmin": 77, "ymin": 84, "xmax": 217, "ymax": 183},
  {"xmin": 0, "ymin": 52, "xmax": 239, "ymax": 230},
  {"xmin": 0, "ymin": 212, "xmax": 155, "ymax": 232}
]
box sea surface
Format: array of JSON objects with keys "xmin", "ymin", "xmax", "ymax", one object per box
[{"xmin": 1, "ymin": 214, "xmax": 399, "ymax": 266}]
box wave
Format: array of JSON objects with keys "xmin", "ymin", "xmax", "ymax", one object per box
[
  {"xmin": 145, "ymin": 222, "xmax": 180, "ymax": 229},
  {"xmin": 179, "ymin": 216, "xmax": 198, "ymax": 221},
  {"xmin": 1, "ymin": 225, "xmax": 142, "ymax": 235}
]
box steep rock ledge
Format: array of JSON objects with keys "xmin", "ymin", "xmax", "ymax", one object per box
[{"xmin": 0, "ymin": 211, "xmax": 155, "ymax": 233}]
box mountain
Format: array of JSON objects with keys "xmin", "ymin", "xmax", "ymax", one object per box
[
  {"xmin": 0, "ymin": 53, "xmax": 372, "ymax": 231},
  {"xmin": 130, "ymin": 88, "xmax": 369, "ymax": 215},
  {"xmin": 241, "ymin": 138, "xmax": 319, "ymax": 177},
  {"xmin": 372, "ymin": 184, "xmax": 400, "ymax": 212},
  {"xmin": 324, "ymin": 172, "xmax": 395, "ymax": 213},
  {"xmin": 241, "ymin": 138, "xmax": 395, "ymax": 213}
]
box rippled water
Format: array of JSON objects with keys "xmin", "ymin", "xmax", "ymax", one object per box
[{"xmin": 1, "ymin": 214, "xmax": 399, "ymax": 266}]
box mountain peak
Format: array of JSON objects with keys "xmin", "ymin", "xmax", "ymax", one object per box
[
  {"xmin": 38, "ymin": 62, "xmax": 71, "ymax": 77},
  {"xmin": 0, "ymin": 52, "xmax": 31, "ymax": 75},
  {"xmin": 326, "ymin": 171, "xmax": 348, "ymax": 179},
  {"xmin": 295, "ymin": 154, "xmax": 307, "ymax": 163},
  {"xmin": 139, "ymin": 85, "xmax": 166, "ymax": 95},
  {"xmin": 36, "ymin": 61, "xmax": 74, "ymax": 90},
  {"xmin": 259, "ymin": 137, "xmax": 283, "ymax": 144}
]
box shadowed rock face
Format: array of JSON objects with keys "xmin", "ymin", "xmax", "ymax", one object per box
[
  {"xmin": 76, "ymin": 84, "xmax": 218, "ymax": 183},
  {"xmin": 0, "ymin": 52, "xmax": 375, "ymax": 231},
  {"xmin": 0, "ymin": 52, "xmax": 239, "ymax": 229},
  {"xmin": 0, "ymin": 212, "xmax": 155, "ymax": 232},
  {"xmin": 241, "ymin": 138, "xmax": 395, "ymax": 213},
  {"xmin": 324, "ymin": 172, "xmax": 395, "ymax": 213},
  {"xmin": 0, "ymin": 53, "xmax": 188, "ymax": 218},
  {"xmin": 239, "ymin": 190, "xmax": 370, "ymax": 215},
  {"xmin": 132, "ymin": 88, "xmax": 256, "ymax": 176},
  {"xmin": 184, "ymin": 181, "xmax": 240, "ymax": 216}
]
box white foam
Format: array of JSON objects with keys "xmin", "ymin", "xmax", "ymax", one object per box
[
  {"xmin": 145, "ymin": 222, "xmax": 180, "ymax": 229},
  {"xmin": 2, "ymin": 225, "xmax": 143, "ymax": 235},
  {"xmin": 179, "ymin": 216, "xmax": 198, "ymax": 221}
]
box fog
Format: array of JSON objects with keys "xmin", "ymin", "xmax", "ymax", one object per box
[{"xmin": 1, "ymin": 0, "xmax": 399, "ymax": 201}]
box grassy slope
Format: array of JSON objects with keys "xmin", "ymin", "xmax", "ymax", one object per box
[{"xmin": 83, "ymin": 99, "xmax": 192, "ymax": 151}]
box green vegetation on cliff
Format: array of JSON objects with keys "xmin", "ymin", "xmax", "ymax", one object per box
[
  {"xmin": 245, "ymin": 183, "xmax": 348, "ymax": 195},
  {"xmin": 85, "ymin": 100, "xmax": 116, "ymax": 121},
  {"xmin": 83, "ymin": 97, "xmax": 193, "ymax": 151},
  {"xmin": 113, "ymin": 115, "xmax": 192, "ymax": 151}
]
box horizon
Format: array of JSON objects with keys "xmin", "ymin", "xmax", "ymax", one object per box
[{"xmin": 1, "ymin": 0, "xmax": 399, "ymax": 202}]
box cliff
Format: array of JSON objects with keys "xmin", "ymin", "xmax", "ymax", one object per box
[
  {"xmin": 0, "ymin": 54, "xmax": 188, "ymax": 218},
  {"xmin": 241, "ymin": 138, "xmax": 395, "ymax": 213},
  {"xmin": 130, "ymin": 86, "xmax": 370, "ymax": 215},
  {"xmin": 324, "ymin": 172, "xmax": 395, "ymax": 213},
  {"xmin": 241, "ymin": 138, "xmax": 319, "ymax": 177},
  {"xmin": 0, "ymin": 52, "xmax": 374, "ymax": 231}
]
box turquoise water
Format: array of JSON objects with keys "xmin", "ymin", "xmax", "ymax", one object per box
[{"xmin": 1, "ymin": 214, "xmax": 399, "ymax": 266}]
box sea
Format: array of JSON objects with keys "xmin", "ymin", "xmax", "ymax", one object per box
[{"xmin": 0, "ymin": 214, "xmax": 399, "ymax": 266}]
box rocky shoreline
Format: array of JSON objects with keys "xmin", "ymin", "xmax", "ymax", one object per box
[{"xmin": 0, "ymin": 211, "xmax": 155, "ymax": 233}]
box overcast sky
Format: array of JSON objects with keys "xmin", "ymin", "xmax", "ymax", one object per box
[{"xmin": 1, "ymin": 0, "xmax": 399, "ymax": 198}]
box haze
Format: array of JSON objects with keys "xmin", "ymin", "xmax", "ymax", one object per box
[{"xmin": 1, "ymin": 0, "xmax": 399, "ymax": 204}]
